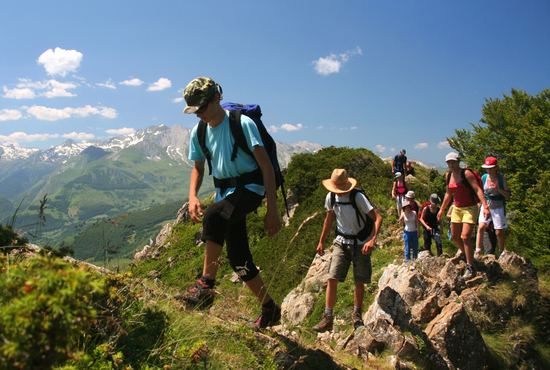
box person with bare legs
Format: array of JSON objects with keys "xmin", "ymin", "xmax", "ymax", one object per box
[
  {"xmin": 180, "ymin": 77, "xmax": 281, "ymax": 329},
  {"xmin": 313, "ymin": 169, "xmax": 382, "ymax": 332},
  {"xmin": 438, "ymin": 152, "xmax": 489, "ymax": 279},
  {"xmin": 475, "ymin": 157, "xmax": 511, "ymax": 257}
]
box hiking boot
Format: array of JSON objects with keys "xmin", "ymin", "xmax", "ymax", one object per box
[
  {"xmin": 175, "ymin": 280, "xmax": 215, "ymax": 309},
  {"xmin": 352, "ymin": 311, "xmax": 364, "ymax": 329},
  {"xmin": 313, "ymin": 313, "xmax": 334, "ymax": 333},
  {"xmin": 254, "ymin": 304, "xmax": 281, "ymax": 329},
  {"xmin": 463, "ymin": 264, "xmax": 475, "ymax": 280}
]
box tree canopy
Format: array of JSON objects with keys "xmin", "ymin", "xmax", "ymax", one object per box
[{"xmin": 448, "ymin": 88, "xmax": 550, "ymax": 267}]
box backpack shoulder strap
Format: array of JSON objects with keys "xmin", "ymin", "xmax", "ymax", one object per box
[
  {"xmin": 228, "ymin": 110, "xmax": 254, "ymax": 161},
  {"xmin": 197, "ymin": 120, "xmax": 213, "ymax": 175},
  {"xmin": 498, "ymin": 173, "xmax": 504, "ymax": 189},
  {"xmin": 330, "ymin": 192, "xmax": 336, "ymax": 209}
]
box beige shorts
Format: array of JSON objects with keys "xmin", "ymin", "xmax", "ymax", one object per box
[
  {"xmin": 451, "ymin": 205, "xmax": 478, "ymax": 224},
  {"xmin": 327, "ymin": 240, "xmax": 372, "ymax": 285}
]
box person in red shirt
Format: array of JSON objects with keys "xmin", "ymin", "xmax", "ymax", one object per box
[{"xmin": 438, "ymin": 152, "xmax": 489, "ymax": 279}]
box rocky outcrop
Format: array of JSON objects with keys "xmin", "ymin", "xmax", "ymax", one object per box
[
  {"xmin": 133, "ymin": 202, "xmax": 192, "ymax": 263},
  {"xmin": 282, "ymin": 249, "xmax": 540, "ymax": 369}
]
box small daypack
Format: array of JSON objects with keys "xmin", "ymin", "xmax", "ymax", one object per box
[
  {"xmin": 446, "ymin": 168, "xmax": 483, "ymax": 203},
  {"xmin": 418, "ymin": 201, "xmax": 431, "ymax": 218},
  {"xmin": 196, "ymin": 102, "xmax": 288, "ymax": 214},
  {"xmin": 330, "ymin": 187, "xmax": 375, "ymax": 242}
]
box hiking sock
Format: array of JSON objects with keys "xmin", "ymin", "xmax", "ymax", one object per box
[
  {"xmin": 325, "ymin": 308, "xmax": 334, "ymax": 316},
  {"xmin": 199, "ymin": 276, "xmax": 215, "ymax": 289},
  {"xmin": 353, "ymin": 306, "xmax": 362, "ymax": 315},
  {"xmin": 262, "ymin": 298, "xmax": 276, "ymax": 311}
]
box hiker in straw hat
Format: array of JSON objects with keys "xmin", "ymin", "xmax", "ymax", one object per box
[{"xmin": 313, "ymin": 169, "xmax": 382, "ymax": 333}]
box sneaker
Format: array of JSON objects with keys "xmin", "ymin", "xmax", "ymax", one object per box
[
  {"xmin": 463, "ymin": 264, "xmax": 475, "ymax": 280},
  {"xmin": 254, "ymin": 304, "xmax": 281, "ymax": 329},
  {"xmin": 313, "ymin": 313, "xmax": 334, "ymax": 333},
  {"xmin": 175, "ymin": 280, "xmax": 215, "ymax": 309},
  {"xmin": 352, "ymin": 311, "xmax": 364, "ymax": 329}
]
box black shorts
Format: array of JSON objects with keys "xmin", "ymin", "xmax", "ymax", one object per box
[{"xmin": 202, "ymin": 189, "xmax": 263, "ymax": 282}]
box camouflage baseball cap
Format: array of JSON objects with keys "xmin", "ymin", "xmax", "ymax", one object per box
[{"xmin": 183, "ymin": 77, "xmax": 219, "ymax": 114}]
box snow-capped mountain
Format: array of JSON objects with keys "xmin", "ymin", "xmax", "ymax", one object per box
[{"xmin": 0, "ymin": 124, "xmax": 322, "ymax": 167}]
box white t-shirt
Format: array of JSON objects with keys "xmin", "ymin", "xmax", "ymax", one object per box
[
  {"xmin": 403, "ymin": 211, "xmax": 418, "ymax": 232},
  {"xmin": 325, "ymin": 190, "xmax": 374, "ymax": 244}
]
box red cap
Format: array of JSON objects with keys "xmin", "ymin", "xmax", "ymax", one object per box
[{"xmin": 481, "ymin": 157, "xmax": 498, "ymax": 168}]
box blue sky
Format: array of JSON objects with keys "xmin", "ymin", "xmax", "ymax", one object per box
[{"xmin": 1, "ymin": 1, "xmax": 549, "ymax": 166}]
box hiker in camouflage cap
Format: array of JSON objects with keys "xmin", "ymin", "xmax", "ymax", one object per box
[
  {"xmin": 183, "ymin": 77, "xmax": 223, "ymax": 114},
  {"xmin": 179, "ymin": 76, "xmax": 282, "ymax": 330}
]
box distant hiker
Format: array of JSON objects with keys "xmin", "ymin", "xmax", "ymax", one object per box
[
  {"xmin": 314, "ymin": 169, "xmax": 382, "ymax": 333},
  {"xmin": 181, "ymin": 77, "xmax": 281, "ymax": 329},
  {"xmin": 420, "ymin": 194, "xmax": 443, "ymax": 256},
  {"xmin": 392, "ymin": 172, "xmax": 408, "ymax": 216},
  {"xmin": 392, "ymin": 149, "xmax": 407, "ymax": 176},
  {"xmin": 400, "ymin": 199, "xmax": 420, "ymax": 261},
  {"xmin": 405, "ymin": 191, "xmax": 422, "ymax": 214},
  {"xmin": 406, "ymin": 161, "xmax": 415, "ymax": 177},
  {"xmin": 438, "ymin": 152, "xmax": 490, "ymax": 280},
  {"xmin": 475, "ymin": 157, "xmax": 511, "ymax": 256}
]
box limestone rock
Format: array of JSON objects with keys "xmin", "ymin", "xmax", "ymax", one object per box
[{"xmin": 425, "ymin": 302, "xmax": 487, "ymax": 370}]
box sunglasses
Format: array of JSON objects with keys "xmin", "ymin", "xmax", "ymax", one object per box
[{"xmin": 195, "ymin": 97, "xmax": 213, "ymax": 114}]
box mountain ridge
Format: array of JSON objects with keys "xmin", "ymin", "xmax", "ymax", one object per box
[{"xmin": 0, "ymin": 124, "xmax": 323, "ymax": 247}]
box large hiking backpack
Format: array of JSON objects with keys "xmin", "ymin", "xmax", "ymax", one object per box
[
  {"xmin": 330, "ymin": 187, "xmax": 375, "ymax": 242},
  {"xmin": 446, "ymin": 168, "xmax": 483, "ymax": 203},
  {"xmin": 196, "ymin": 102, "xmax": 288, "ymax": 214}
]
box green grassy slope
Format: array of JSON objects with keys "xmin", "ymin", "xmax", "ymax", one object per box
[
  {"xmin": 62, "ymin": 199, "xmax": 185, "ymax": 262},
  {"xmin": 14, "ymin": 145, "xmax": 214, "ymax": 246}
]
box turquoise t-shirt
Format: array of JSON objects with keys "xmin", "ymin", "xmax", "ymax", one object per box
[{"xmin": 188, "ymin": 111, "xmax": 265, "ymax": 201}]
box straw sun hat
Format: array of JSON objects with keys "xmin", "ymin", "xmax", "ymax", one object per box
[{"xmin": 322, "ymin": 169, "xmax": 357, "ymax": 194}]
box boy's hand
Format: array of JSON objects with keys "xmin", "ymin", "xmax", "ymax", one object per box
[
  {"xmin": 264, "ymin": 208, "xmax": 281, "ymax": 237},
  {"xmin": 188, "ymin": 197, "xmax": 203, "ymax": 223}
]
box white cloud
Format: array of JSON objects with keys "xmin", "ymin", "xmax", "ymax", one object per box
[
  {"xmin": 313, "ymin": 54, "xmax": 341, "ymax": 76},
  {"xmin": 268, "ymin": 123, "xmax": 304, "ymax": 132},
  {"xmin": 350, "ymin": 126, "xmax": 357, "ymax": 130},
  {"xmin": 41, "ymin": 83, "xmax": 77, "ymax": 98},
  {"xmin": 25, "ymin": 105, "xmax": 117, "ymax": 121},
  {"xmin": 96, "ymin": 78, "xmax": 116, "ymax": 89},
  {"xmin": 147, "ymin": 78, "xmax": 171, "ymax": 91},
  {"xmin": 99, "ymin": 107, "xmax": 117, "ymax": 119},
  {"xmin": 62, "ymin": 132, "xmax": 95, "ymax": 140},
  {"xmin": 27, "ymin": 106, "xmax": 71, "ymax": 121},
  {"xmin": 2, "ymin": 86, "xmax": 36, "ymax": 99},
  {"xmin": 0, "ymin": 109, "xmax": 23, "ymax": 121},
  {"xmin": 438, "ymin": 141, "xmax": 451, "ymax": 149},
  {"xmin": 316, "ymin": 126, "xmax": 324, "ymax": 129},
  {"xmin": 415, "ymin": 143, "xmax": 429, "ymax": 149},
  {"xmin": 106, "ymin": 127, "xmax": 135, "ymax": 135},
  {"xmin": 269, "ymin": 123, "xmax": 304, "ymax": 132},
  {"xmin": 281, "ymin": 123, "xmax": 303, "ymax": 132},
  {"xmin": 0, "ymin": 132, "xmax": 60, "ymax": 143},
  {"xmin": 15, "ymin": 79, "xmax": 77, "ymax": 98},
  {"xmin": 172, "ymin": 97, "xmax": 184, "ymax": 103},
  {"xmin": 312, "ymin": 46, "xmax": 362, "ymax": 76},
  {"xmin": 120, "ymin": 78, "xmax": 144, "ymax": 86},
  {"xmin": 375, "ymin": 144, "xmax": 386, "ymax": 153},
  {"xmin": 37, "ymin": 47, "xmax": 83, "ymax": 77}
]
